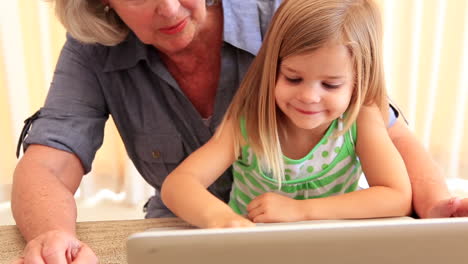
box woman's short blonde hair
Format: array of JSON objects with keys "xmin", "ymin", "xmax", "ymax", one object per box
[
  {"xmin": 221, "ymin": 0, "xmax": 387, "ymax": 185},
  {"xmin": 51, "ymin": 0, "xmax": 129, "ymax": 45}
]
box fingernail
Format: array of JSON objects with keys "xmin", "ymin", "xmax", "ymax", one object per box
[{"xmin": 71, "ymin": 246, "xmax": 80, "ymax": 258}]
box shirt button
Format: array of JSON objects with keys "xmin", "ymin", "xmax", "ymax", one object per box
[{"xmin": 152, "ymin": 150, "xmax": 161, "ymax": 159}]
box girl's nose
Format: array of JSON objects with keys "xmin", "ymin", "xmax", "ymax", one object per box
[
  {"xmin": 298, "ymin": 84, "xmax": 321, "ymax": 104},
  {"xmin": 155, "ymin": 0, "xmax": 180, "ymax": 18}
]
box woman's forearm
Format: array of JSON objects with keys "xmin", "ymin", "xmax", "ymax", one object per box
[
  {"xmin": 388, "ymin": 119, "xmax": 450, "ymax": 218},
  {"xmin": 12, "ymin": 164, "xmax": 77, "ymax": 241},
  {"xmin": 11, "ymin": 146, "xmax": 83, "ymax": 241}
]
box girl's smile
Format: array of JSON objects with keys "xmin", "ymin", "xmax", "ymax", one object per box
[{"xmin": 292, "ymin": 106, "xmax": 325, "ymax": 116}]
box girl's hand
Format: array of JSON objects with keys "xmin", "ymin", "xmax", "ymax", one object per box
[
  {"xmin": 247, "ymin": 192, "xmax": 305, "ymax": 223},
  {"xmin": 205, "ymin": 213, "xmax": 255, "ymax": 228}
]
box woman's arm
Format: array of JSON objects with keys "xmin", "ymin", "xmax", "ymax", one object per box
[
  {"xmin": 298, "ymin": 105, "xmax": 412, "ymax": 220},
  {"xmin": 161, "ymin": 120, "xmax": 254, "ymax": 228},
  {"xmin": 12, "ymin": 35, "xmax": 109, "ymax": 262},
  {"xmin": 12, "ymin": 145, "xmax": 98, "ymax": 263},
  {"xmin": 12, "ymin": 145, "xmax": 82, "ymax": 241},
  {"xmin": 387, "ymin": 117, "xmax": 465, "ymax": 218}
]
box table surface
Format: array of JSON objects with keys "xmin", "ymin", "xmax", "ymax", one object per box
[{"xmin": 0, "ymin": 218, "xmax": 191, "ymax": 264}]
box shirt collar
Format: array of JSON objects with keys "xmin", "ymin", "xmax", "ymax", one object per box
[
  {"xmin": 103, "ymin": 0, "xmax": 263, "ymax": 72},
  {"xmin": 103, "ymin": 32, "xmax": 148, "ymax": 72},
  {"xmin": 222, "ymin": 0, "xmax": 263, "ymax": 56}
]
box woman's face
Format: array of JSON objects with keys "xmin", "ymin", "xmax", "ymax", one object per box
[{"xmin": 108, "ymin": 0, "xmax": 207, "ymax": 54}]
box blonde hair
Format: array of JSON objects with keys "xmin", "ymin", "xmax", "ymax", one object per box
[
  {"xmin": 221, "ymin": 0, "xmax": 388, "ymax": 185},
  {"xmin": 49, "ymin": 0, "xmax": 129, "ymax": 45}
]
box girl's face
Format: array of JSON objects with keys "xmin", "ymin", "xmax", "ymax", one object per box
[
  {"xmin": 275, "ymin": 43, "xmax": 355, "ymax": 135},
  {"xmin": 108, "ymin": 0, "xmax": 207, "ymax": 54}
]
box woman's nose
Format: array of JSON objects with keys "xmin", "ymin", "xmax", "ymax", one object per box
[{"xmin": 155, "ymin": 0, "xmax": 180, "ymax": 18}]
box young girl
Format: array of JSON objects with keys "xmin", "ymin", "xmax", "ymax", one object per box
[{"xmin": 161, "ymin": 0, "xmax": 412, "ymax": 228}]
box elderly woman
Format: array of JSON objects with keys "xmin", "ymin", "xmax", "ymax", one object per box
[{"xmin": 11, "ymin": 0, "xmax": 467, "ymax": 263}]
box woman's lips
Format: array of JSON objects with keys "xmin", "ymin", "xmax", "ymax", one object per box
[{"xmin": 159, "ymin": 18, "xmax": 188, "ymax": 35}]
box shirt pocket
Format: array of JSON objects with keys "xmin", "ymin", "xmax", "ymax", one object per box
[{"xmin": 134, "ymin": 133, "xmax": 185, "ymax": 188}]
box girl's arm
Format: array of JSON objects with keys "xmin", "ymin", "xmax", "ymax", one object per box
[
  {"xmin": 161, "ymin": 119, "xmax": 254, "ymax": 228},
  {"xmin": 300, "ymin": 105, "xmax": 412, "ymax": 220}
]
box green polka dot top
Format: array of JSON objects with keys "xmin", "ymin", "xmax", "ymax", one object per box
[{"xmin": 228, "ymin": 118, "xmax": 362, "ymax": 216}]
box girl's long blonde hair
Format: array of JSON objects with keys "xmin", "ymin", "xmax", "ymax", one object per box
[{"xmin": 221, "ymin": 0, "xmax": 388, "ymax": 185}]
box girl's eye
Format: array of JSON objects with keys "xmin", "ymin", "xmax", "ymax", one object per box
[
  {"xmin": 285, "ymin": 77, "xmax": 302, "ymax": 84},
  {"xmin": 322, "ymin": 82, "xmax": 341, "ymax": 89}
]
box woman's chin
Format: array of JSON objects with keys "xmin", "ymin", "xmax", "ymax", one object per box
[{"xmin": 148, "ymin": 29, "xmax": 197, "ymax": 55}]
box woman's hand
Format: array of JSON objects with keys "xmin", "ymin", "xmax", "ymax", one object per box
[
  {"xmin": 426, "ymin": 197, "xmax": 468, "ymax": 218},
  {"xmin": 12, "ymin": 230, "xmax": 97, "ymax": 264},
  {"xmin": 247, "ymin": 192, "xmax": 305, "ymax": 223}
]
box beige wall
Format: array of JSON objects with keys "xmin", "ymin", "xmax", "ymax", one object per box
[
  {"xmin": 0, "ymin": 44, "xmax": 16, "ymax": 185},
  {"xmin": 379, "ymin": 0, "xmax": 468, "ymax": 179}
]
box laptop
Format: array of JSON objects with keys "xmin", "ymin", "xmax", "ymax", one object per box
[{"xmin": 127, "ymin": 217, "xmax": 468, "ymax": 264}]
